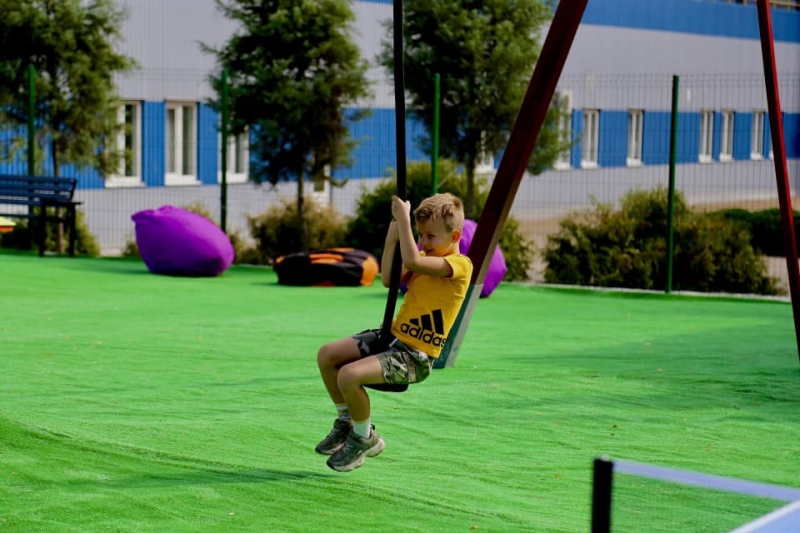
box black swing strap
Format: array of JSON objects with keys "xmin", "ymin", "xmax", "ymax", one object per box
[{"xmin": 368, "ymin": 0, "xmax": 408, "ymax": 394}]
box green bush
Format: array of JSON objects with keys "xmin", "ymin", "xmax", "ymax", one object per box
[
  {"xmin": 345, "ymin": 159, "xmax": 534, "ymax": 281},
  {"xmin": 544, "ymin": 187, "xmax": 781, "ymax": 295},
  {"xmin": 247, "ymin": 196, "xmax": 349, "ymax": 264},
  {"xmin": 0, "ymin": 209, "xmax": 100, "ymax": 256},
  {"xmin": 716, "ymin": 207, "xmax": 800, "ymax": 257},
  {"xmin": 673, "ymin": 214, "xmax": 780, "ymax": 295},
  {"xmin": 121, "ymin": 236, "xmax": 140, "ymax": 258},
  {"xmin": 499, "ymin": 217, "xmax": 536, "ymax": 282}
]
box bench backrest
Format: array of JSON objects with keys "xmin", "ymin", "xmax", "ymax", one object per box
[{"xmin": 0, "ymin": 175, "xmax": 78, "ymax": 206}]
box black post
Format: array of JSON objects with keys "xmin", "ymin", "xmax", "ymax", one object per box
[
  {"xmin": 380, "ymin": 0, "xmax": 407, "ymax": 339},
  {"xmin": 591, "ymin": 458, "xmax": 614, "ymax": 533},
  {"xmin": 368, "ymin": 0, "xmax": 408, "ymax": 393},
  {"xmin": 666, "ymin": 75, "xmax": 680, "ymax": 294},
  {"xmin": 220, "ymin": 70, "xmax": 229, "ymax": 234}
]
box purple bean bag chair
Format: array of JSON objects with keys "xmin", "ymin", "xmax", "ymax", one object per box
[
  {"xmin": 460, "ymin": 218, "xmax": 507, "ymax": 298},
  {"xmin": 132, "ymin": 205, "xmax": 234, "ymax": 277}
]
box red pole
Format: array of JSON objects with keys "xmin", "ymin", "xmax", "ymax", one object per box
[
  {"xmin": 756, "ymin": 0, "xmax": 800, "ymax": 363},
  {"xmin": 437, "ymin": 0, "xmax": 589, "ymax": 368}
]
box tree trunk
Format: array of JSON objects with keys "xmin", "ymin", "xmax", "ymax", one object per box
[
  {"xmin": 465, "ymin": 152, "xmax": 477, "ymax": 220},
  {"xmin": 297, "ymin": 176, "xmax": 306, "ymax": 251}
]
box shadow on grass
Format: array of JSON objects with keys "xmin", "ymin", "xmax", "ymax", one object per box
[
  {"xmin": 3, "ymin": 418, "xmax": 334, "ymax": 489},
  {"xmin": 64, "ymin": 466, "xmax": 332, "ymax": 490}
]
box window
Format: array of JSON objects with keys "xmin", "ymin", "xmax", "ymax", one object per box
[
  {"xmin": 627, "ymin": 110, "xmax": 644, "ymax": 166},
  {"xmin": 107, "ymin": 101, "xmax": 142, "ymax": 187},
  {"xmin": 700, "ymin": 110, "xmax": 714, "ymax": 163},
  {"xmin": 554, "ymin": 91, "xmax": 573, "ymax": 170},
  {"xmin": 555, "ymin": 110, "xmax": 573, "ymax": 169},
  {"xmin": 581, "ymin": 109, "xmax": 599, "ymax": 168},
  {"xmin": 720, "ymin": 110, "xmax": 734, "ymax": 161},
  {"xmin": 218, "ymin": 130, "xmax": 249, "ymax": 184},
  {"xmin": 165, "ymin": 102, "xmax": 198, "ymax": 185},
  {"xmin": 751, "ymin": 111, "xmax": 765, "ymax": 159}
]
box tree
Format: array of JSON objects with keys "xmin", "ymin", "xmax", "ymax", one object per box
[
  {"xmin": 205, "ymin": 0, "xmax": 372, "ymax": 249},
  {"xmin": 378, "ymin": 0, "xmax": 570, "ymax": 218},
  {"xmin": 0, "ymin": 0, "xmax": 136, "ymax": 177}
]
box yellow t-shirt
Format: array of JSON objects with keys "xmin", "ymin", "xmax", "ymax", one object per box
[{"xmin": 391, "ymin": 253, "xmax": 473, "ymax": 357}]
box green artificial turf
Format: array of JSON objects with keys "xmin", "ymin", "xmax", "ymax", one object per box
[{"xmin": 1, "ymin": 251, "xmax": 799, "ymax": 532}]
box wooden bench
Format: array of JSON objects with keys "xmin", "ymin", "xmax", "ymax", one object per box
[{"xmin": 0, "ymin": 175, "xmax": 82, "ymax": 257}]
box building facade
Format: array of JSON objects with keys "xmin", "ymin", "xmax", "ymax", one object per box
[{"xmin": 3, "ymin": 0, "xmax": 799, "ymax": 253}]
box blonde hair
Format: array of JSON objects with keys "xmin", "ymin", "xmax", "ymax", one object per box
[{"xmin": 414, "ymin": 193, "xmax": 465, "ymax": 233}]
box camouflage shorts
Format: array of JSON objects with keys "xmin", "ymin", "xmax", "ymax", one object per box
[{"xmin": 352, "ymin": 329, "xmax": 433, "ymax": 385}]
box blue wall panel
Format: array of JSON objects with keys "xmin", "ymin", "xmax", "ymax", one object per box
[
  {"xmin": 642, "ymin": 111, "xmax": 670, "ymax": 166},
  {"xmin": 197, "ymin": 103, "xmax": 218, "ymax": 185},
  {"xmin": 142, "ymin": 101, "xmax": 165, "ymax": 187},
  {"xmin": 0, "ymin": 126, "xmax": 33, "ymax": 175},
  {"xmin": 362, "ymin": 0, "xmax": 800, "ymax": 42},
  {"xmin": 332, "ymin": 108, "xmax": 427, "ymax": 180},
  {"xmin": 0, "ymin": 125, "xmax": 100, "ymax": 187},
  {"xmin": 67, "ymin": 165, "xmax": 102, "ymax": 189},
  {"xmin": 677, "ymin": 113, "xmax": 701, "ymax": 165},
  {"xmin": 598, "ymin": 111, "xmax": 626, "ymax": 168},
  {"xmin": 576, "ymin": 0, "xmax": 798, "ymax": 43},
  {"xmin": 733, "ymin": 112, "xmax": 752, "ymax": 160},
  {"xmin": 785, "ymin": 114, "xmax": 800, "ymax": 159},
  {"xmin": 13, "ymin": 103, "xmax": 796, "ymax": 190}
]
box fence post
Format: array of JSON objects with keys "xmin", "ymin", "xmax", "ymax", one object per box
[
  {"xmin": 27, "ymin": 64, "xmax": 36, "ymax": 249},
  {"xmin": 591, "ymin": 457, "xmax": 614, "ymax": 533},
  {"xmin": 666, "ymin": 75, "xmax": 680, "ymax": 294},
  {"xmin": 220, "ymin": 70, "xmax": 229, "ymax": 234},
  {"xmin": 27, "ymin": 64, "xmax": 35, "ymax": 176}
]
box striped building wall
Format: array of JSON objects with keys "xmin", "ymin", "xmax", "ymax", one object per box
[{"xmin": 2, "ymin": 0, "xmax": 798, "ymax": 187}]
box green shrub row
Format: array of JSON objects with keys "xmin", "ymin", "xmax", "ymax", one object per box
[
  {"xmin": 714, "ymin": 207, "xmax": 799, "ymax": 257},
  {"xmin": 544, "ymin": 188, "xmax": 782, "ymax": 295}
]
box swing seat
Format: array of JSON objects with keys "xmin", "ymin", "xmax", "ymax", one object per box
[{"xmin": 366, "ymin": 383, "xmax": 408, "ymax": 393}]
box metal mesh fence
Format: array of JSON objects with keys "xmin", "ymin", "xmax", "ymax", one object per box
[{"xmin": 7, "ymin": 70, "xmax": 799, "ymax": 290}]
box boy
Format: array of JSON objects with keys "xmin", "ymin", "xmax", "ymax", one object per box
[{"xmin": 316, "ymin": 193, "xmax": 473, "ymax": 472}]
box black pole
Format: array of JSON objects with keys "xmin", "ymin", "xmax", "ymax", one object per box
[
  {"xmin": 381, "ymin": 0, "xmax": 407, "ymax": 337},
  {"xmin": 220, "ymin": 70, "xmax": 229, "ymax": 234},
  {"xmin": 369, "ymin": 0, "xmax": 407, "ymax": 393},
  {"xmin": 591, "ymin": 458, "xmax": 614, "ymax": 533},
  {"xmin": 666, "ymin": 75, "xmax": 679, "ymax": 294}
]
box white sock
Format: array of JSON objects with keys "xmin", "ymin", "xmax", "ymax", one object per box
[
  {"xmin": 335, "ymin": 404, "xmax": 350, "ymax": 421},
  {"xmin": 352, "ymin": 419, "xmax": 371, "ymax": 439}
]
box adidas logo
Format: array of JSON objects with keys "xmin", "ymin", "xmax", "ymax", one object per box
[{"xmin": 400, "ymin": 309, "xmax": 447, "ymax": 347}]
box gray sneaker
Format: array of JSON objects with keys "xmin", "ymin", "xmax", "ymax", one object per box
[
  {"xmin": 315, "ymin": 418, "xmax": 351, "ymax": 455},
  {"xmin": 326, "ymin": 428, "xmax": 385, "ymax": 472}
]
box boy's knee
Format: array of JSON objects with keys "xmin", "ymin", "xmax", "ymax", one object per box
[
  {"xmin": 337, "ymin": 365, "xmax": 356, "ymax": 389},
  {"xmin": 317, "ymin": 344, "xmax": 332, "ymax": 367}
]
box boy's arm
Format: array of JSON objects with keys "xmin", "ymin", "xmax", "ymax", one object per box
[{"xmin": 393, "ymin": 197, "xmax": 454, "ymax": 279}]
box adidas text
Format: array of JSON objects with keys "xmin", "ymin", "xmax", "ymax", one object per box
[{"xmin": 400, "ymin": 323, "xmax": 447, "ymax": 346}]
